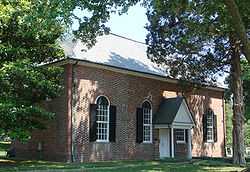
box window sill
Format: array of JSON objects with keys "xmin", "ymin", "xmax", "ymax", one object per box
[
  {"xmin": 205, "ymin": 140, "xmax": 214, "ymax": 144},
  {"xmin": 176, "ymin": 141, "xmax": 186, "ymax": 144},
  {"xmin": 95, "ymin": 140, "xmax": 109, "ymax": 143},
  {"xmin": 142, "ymin": 141, "xmax": 153, "ymax": 144}
]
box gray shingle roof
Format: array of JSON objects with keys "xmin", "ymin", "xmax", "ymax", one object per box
[
  {"xmin": 153, "ymin": 97, "xmax": 184, "ymax": 125},
  {"xmin": 60, "ymin": 33, "xmax": 166, "ymax": 76},
  {"xmin": 59, "ymin": 33, "xmax": 226, "ymax": 89}
]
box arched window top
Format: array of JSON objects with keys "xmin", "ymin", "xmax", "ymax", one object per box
[
  {"xmin": 142, "ymin": 100, "xmax": 151, "ymax": 109},
  {"xmin": 96, "ymin": 95, "xmax": 110, "ymax": 106},
  {"xmin": 206, "ymin": 108, "xmax": 214, "ymax": 114}
]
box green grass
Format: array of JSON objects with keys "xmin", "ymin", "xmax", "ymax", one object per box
[
  {"xmin": 0, "ymin": 158, "xmax": 247, "ymax": 172},
  {"xmin": 0, "ymin": 141, "xmax": 10, "ymax": 157},
  {"xmin": 0, "ymin": 141, "xmax": 10, "ymax": 151}
]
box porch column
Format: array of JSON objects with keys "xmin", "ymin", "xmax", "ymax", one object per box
[
  {"xmin": 171, "ymin": 127, "xmax": 174, "ymax": 158},
  {"xmin": 187, "ymin": 129, "xmax": 192, "ymax": 160}
]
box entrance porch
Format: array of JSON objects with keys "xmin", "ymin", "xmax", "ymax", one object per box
[{"xmin": 154, "ymin": 97, "xmax": 195, "ymax": 159}]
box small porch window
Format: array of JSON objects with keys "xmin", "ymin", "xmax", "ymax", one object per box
[{"xmin": 175, "ymin": 129, "xmax": 186, "ymax": 143}]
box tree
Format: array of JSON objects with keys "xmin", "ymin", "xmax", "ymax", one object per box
[
  {"xmin": 145, "ymin": 0, "xmax": 250, "ymax": 165},
  {"xmin": 0, "ymin": 1, "xmax": 65, "ymax": 142},
  {"xmin": 224, "ymin": 0, "xmax": 250, "ymax": 63},
  {"xmin": 242, "ymin": 61, "xmax": 250, "ymax": 120},
  {"xmin": 0, "ymin": 0, "xmax": 139, "ymax": 141},
  {"xmin": 0, "ymin": 60, "xmax": 63, "ymax": 142},
  {"xmin": 226, "ymin": 61, "xmax": 250, "ymax": 148}
]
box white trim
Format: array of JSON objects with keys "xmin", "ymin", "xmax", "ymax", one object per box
[
  {"xmin": 175, "ymin": 129, "xmax": 186, "ymax": 144},
  {"xmin": 173, "ymin": 100, "xmax": 195, "ymax": 126},
  {"xmin": 155, "ymin": 123, "xmax": 193, "ymax": 129},
  {"xmin": 95, "ymin": 95, "xmax": 110, "ymax": 105},
  {"xmin": 176, "ymin": 141, "xmax": 186, "ymax": 144},
  {"xmin": 182, "ymin": 100, "xmax": 195, "ymax": 125},
  {"xmin": 51, "ymin": 58, "xmax": 225, "ymax": 92},
  {"xmin": 172, "ymin": 123, "xmax": 193, "ymax": 129},
  {"xmin": 141, "ymin": 99, "xmax": 152, "ymax": 107},
  {"xmin": 187, "ymin": 129, "xmax": 192, "ymax": 159},
  {"xmin": 171, "ymin": 127, "xmax": 174, "ymax": 158},
  {"xmin": 96, "ymin": 140, "xmax": 109, "ymax": 143},
  {"xmin": 154, "ymin": 124, "xmax": 171, "ymax": 129}
]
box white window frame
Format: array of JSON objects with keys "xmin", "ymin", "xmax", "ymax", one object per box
[
  {"xmin": 176, "ymin": 129, "xmax": 186, "ymax": 144},
  {"xmin": 206, "ymin": 112, "xmax": 214, "ymax": 143},
  {"xmin": 142, "ymin": 100, "xmax": 152, "ymax": 143},
  {"xmin": 95, "ymin": 95, "xmax": 110, "ymax": 143}
]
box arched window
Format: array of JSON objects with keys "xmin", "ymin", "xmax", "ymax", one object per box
[
  {"xmin": 96, "ymin": 96, "xmax": 110, "ymax": 141},
  {"xmin": 203, "ymin": 109, "xmax": 217, "ymax": 143},
  {"xmin": 206, "ymin": 110, "xmax": 214, "ymax": 142},
  {"xmin": 142, "ymin": 101, "xmax": 152, "ymax": 143}
]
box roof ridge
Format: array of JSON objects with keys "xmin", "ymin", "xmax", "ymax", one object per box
[{"xmin": 109, "ymin": 32, "xmax": 146, "ymax": 45}]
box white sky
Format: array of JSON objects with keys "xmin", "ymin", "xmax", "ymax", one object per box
[
  {"xmin": 107, "ymin": 3, "xmax": 148, "ymax": 43},
  {"xmin": 72, "ymin": 3, "xmax": 148, "ymax": 43}
]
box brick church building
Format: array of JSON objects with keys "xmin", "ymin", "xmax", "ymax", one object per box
[{"xmin": 14, "ymin": 34, "xmax": 226, "ymax": 162}]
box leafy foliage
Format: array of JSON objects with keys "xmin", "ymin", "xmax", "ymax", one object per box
[
  {"xmin": 0, "ymin": 0, "xmax": 140, "ymax": 141},
  {"xmin": 226, "ymin": 101, "xmax": 250, "ymax": 147},
  {"xmin": 0, "ymin": 60, "xmax": 63, "ymax": 142},
  {"xmin": 145, "ymin": 0, "xmax": 250, "ymax": 84},
  {"xmin": 242, "ymin": 61, "xmax": 250, "ymax": 120}
]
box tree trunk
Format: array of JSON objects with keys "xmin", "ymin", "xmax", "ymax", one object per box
[
  {"xmin": 231, "ymin": 37, "xmax": 246, "ymax": 165},
  {"xmin": 224, "ymin": 0, "xmax": 250, "ymax": 64}
]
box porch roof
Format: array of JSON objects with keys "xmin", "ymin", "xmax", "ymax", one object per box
[{"xmin": 153, "ymin": 97, "xmax": 194, "ymax": 126}]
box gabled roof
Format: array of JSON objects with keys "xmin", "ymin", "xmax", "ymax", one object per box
[
  {"xmin": 154, "ymin": 97, "xmax": 184, "ymax": 125},
  {"xmin": 153, "ymin": 97, "xmax": 194, "ymax": 126},
  {"xmin": 58, "ymin": 33, "xmax": 225, "ymax": 92},
  {"xmin": 60, "ymin": 33, "xmax": 166, "ymax": 76}
]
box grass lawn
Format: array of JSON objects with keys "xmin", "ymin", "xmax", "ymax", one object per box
[
  {"xmin": 0, "ymin": 141, "xmax": 10, "ymax": 157},
  {"xmin": 0, "ymin": 158, "xmax": 248, "ymax": 172},
  {"xmin": 0, "ymin": 142, "xmax": 248, "ymax": 171}
]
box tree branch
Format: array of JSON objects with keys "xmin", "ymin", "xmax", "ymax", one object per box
[{"xmin": 224, "ymin": 0, "xmax": 250, "ymax": 63}]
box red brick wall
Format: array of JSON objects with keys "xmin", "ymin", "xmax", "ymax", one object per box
[
  {"xmin": 14, "ymin": 63, "xmax": 225, "ymax": 162},
  {"xmin": 71, "ymin": 65, "xmax": 225, "ymax": 161},
  {"xmin": 187, "ymin": 93, "xmax": 225, "ymax": 157}
]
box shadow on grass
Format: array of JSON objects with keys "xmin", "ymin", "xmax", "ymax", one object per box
[
  {"xmin": 0, "ymin": 142, "xmax": 10, "ymax": 158},
  {"xmin": 0, "ymin": 158, "xmax": 247, "ymax": 172}
]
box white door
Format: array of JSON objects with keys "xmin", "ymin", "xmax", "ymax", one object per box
[{"xmin": 159, "ymin": 128, "xmax": 170, "ymax": 158}]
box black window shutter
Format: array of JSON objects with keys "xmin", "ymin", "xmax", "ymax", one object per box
[
  {"xmin": 213, "ymin": 113, "xmax": 217, "ymax": 142},
  {"xmin": 185, "ymin": 129, "xmax": 188, "ymax": 143},
  {"xmin": 136, "ymin": 108, "xmax": 143, "ymax": 143},
  {"xmin": 109, "ymin": 105, "xmax": 116, "ymax": 142},
  {"xmin": 203, "ymin": 112, "xmax": 207, "ymax": 142},
  {"xmin": 89, "ymin": 104, "xmax": 97, "ymax": 142}
]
